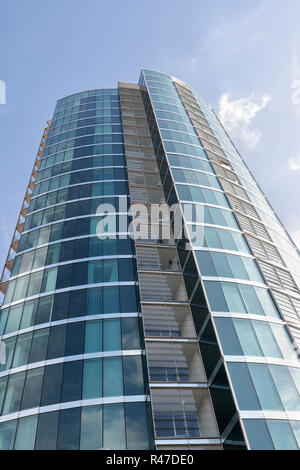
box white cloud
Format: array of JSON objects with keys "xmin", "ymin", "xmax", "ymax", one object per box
[
  {"xmin": 291, "ymin": 230, "xmax": 300, "ymax": 250},
  {"xmin": 288, "ymin": 157, "xmax": 300, "ymax": 171},
  {"xmin": 218, "ymin": 93, "xmax": 271, "ymax": 148}
]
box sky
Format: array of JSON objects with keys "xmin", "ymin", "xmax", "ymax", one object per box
[{"xmin": 0, "ymin": 0, "xmax": 300, "ymax": 269}]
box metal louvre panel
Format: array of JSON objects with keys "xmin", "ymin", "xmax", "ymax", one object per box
[
  {"xmin": 121, "ymin": 101, "xmax": 145, "ymax": 110},
  {"xmin": 272, "ymin": 290, "xmax": 300, "ymax": 324},
  {"xmin": 194, "ymin": 120, "xmax": 212, "ymax": 133},
  {"xmin": 138, "ymin": 272, "xmax": 188, "ymax": 302},
  {"xmin": 200, "ymin": 131, "xmax": 219, "ymax": 146},
  {"xmin": 256, "ymin": 260, "xmax": 299, "ymax": 295},
  {"xmin": 213, "ymin": 145, "xmax": 230, "ymax": 159},
  {"xmin": 263, "ymin": 242, "xmax": 284, "ymax": 263},
  {"xmin": 141, "ymin": 160, "xmax": 158, "ymax": 171},
  {"xmin": 135, "ymin": 236, "xmax": 176, "ymax": 247},
  {"xmin": 234, "ymin": 213, "xmax": 253, "ymax": 232},
  {"xmin": 129, "ymin": 186, "xmax": 164, "ymax": 204},
  {"xmin": 121, "ymin": 109, "xmax": 146, "ymax": 118},
  {"xmin": 232, "ymin": 184, "xmax": 248, "ymax": 200},
  {"xmin": 150, "ymin": 388, "xmax": 219, "ymax": 439},
  {"xmin": 292, "ymin": 297, "xmax": 300, "ymax": 312},
  {"xmin": 193, "ymin": 119, "xmax": 216, "ymax": 134},
  {"xmin": 123, "ymin": 126, "xmax": 150, "ymax": 137},
  {"xmin": 183, "ymin": 103, "xmax": 203, "ymax": 116},
  {"xmin": 231, "ymin": 183, "xmax": 249, "ymax": 200},
  {"xmin": 142, "ymin": 303, "xmax": 195, "ymax": 338},
  {"xmin": 205, "ymin": 149, "xmax": 228, "ymax": 165},
  {"xmin": 197, "ymin": 122, "xmax": 214, "ymax": 136},
  {"xmin": 259, "ymin": 260, "xmax": 282, "ymax": 287},
  {"xmin": 144, "ymin": 173, "xmax": 161, "ymax": 187},
  {"xmin": 121, "ymin": 116, "xmax": 147, "ymax": 124},
  {"xmin": 217, "ymin": 164, "xmax": 237, "ymax": 179},
  {"xmin": 203, "ymin": 141, "xmax": 225, "ymax": 157},
  {"xmin": 218, "ymin": 179, "xmax": 232, "ymax": 193},
  {"xmin": 124, "ymin": 135, "xmax": 153, "ymax": 146},
  {"xmin": 252, "ymin": 219, "xmax": 272, "ymax": 240},
  {"xmin": 142, "ymin": 305, "xmax": 181, "ymax": 337},
  {"xmin": 278, "ymin": 268, "xmax": 299, "ymax": 293},
  {"xmin": 196, "ymin": 129, "xmax": 219, "ymax": 147},
  {"xmin": 147, "ymin": 343, "xmax": 189, "ymax": 369},
  {"xmin": 236, "ymin": 213, "xmax": 271, "ymax": 241},
  {"xmin": 128, "ymin": 172, "xmax": 146, "ymax": 185},
  {"xmin": 129, "ymin": 185, "xmax": 149, "ymax": 202},
  {"xmin": 127, "ymin": 159, "xmax": 157, "ymax": 172},
  {"xmin": 146, "ymin": 341, "xmax": 206, "ymax": 383},
  {"xmin": 220, "ymin": 179, "xmax": 248, "ymax": 200},
  {"xmin": 187, "ymin": 110, "xmax": 207, "ymax": 123},
  {"xmin": 128, "ymin": 171, "xmax": 161, "ymax": 187},
  {"xmin": 125, "ymin": 145, "xmax": 155, "ymax": 158},
  {"xmin": 136, "ymin": 246, "xmax": 161, "ymax": 270},
  {"xmin": 227, "ymin": 194, "xmax": 258, "ymax": 219},
  {"xmin": 136, "ymin": 246, "xmax": 180, "ymax": 272},
  {"xmin": 212, "ymin": 163, "xmax": 228, "ymax": 179},
  {"xmin": 126, "ymin": 158, "xmax": 145, "ymax": 170},
  {"xmin": 289, "ymin": 326, "xmax": 300, "ymax": 348},
  {"xmin": 121, "ymin": 103, "xmax": 145, "ymax": 111},
  {"xmin": 218, "ymin": 165, "xmax": 239, "ymax": 182},
  {"xmin": 247, "ymin": 235, "xmax": 267, "ymax": 258}
]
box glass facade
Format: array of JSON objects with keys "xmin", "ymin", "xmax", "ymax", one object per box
[
  {"xmin": 0, "ymin": 70, "xmax": 299, "ymax": 450},
  {"xmin": 0, "ymin": 89, "xmax": 153, "ymax": 450},
  {"xmin": 138, "ymin": 69, "xmax": 300, "ymax": 450}
]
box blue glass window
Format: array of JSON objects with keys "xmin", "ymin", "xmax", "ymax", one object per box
[
  {"xmin": 228, "ymin": 363, "xmax": 261, "ymax": 410},
  {"xmin": 267, "ymin": 420, "xmax": 298, "ymax": 450},
  {"xmin": 243, "ymin": 419, "xmax": 274, "ymax": 450},
  {"xmin": 85, "ymin": 320, "xmax": 102, "ymax": 353},
  {"xmin": 80, "ymin": 406, "xmax": 102, "ymax": 450},
  {"xmin": 248, "ymin": 364, "xmax": 283, "ymax": 411},
  {"xmin": 233, "ymin": 319, "xmax": 263, "ymax": 356},
  {"xmin": 14, "ymin": 416, "xmax": 38, "ymax": 450},
  {"xmin": 83, "ymin": 359, "xmax": 102, "ymax": 399},
  {"xmin": 103, "ymin": 357, "xmax": 123, "ymax": 397},
  {"xmin": 103, "ymin": 404, "xmax": 126, "ymax": 450}
]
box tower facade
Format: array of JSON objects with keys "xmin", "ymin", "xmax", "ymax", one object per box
[{"xmin": 0, "ymin": 70, "xmax": 299, "ymax": 450}]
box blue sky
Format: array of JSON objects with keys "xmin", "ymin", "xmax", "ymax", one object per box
[{"xmin": 0, "ymin": 0, "xmax": 300, "ymax": 268}]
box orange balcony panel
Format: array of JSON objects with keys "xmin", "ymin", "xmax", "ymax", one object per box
[
  {"xmin": 11, "ymin": 240, "xmax": 20, "ymax": 251},
  {"xmin": 0, "ymin": 281, "xmax": 8, "ymax": 295},
  {"xmin": 6, "ymin": 260, "xmax": 14, "ymax": 272},
  {"xmin": 16, "ymin": 223, "xmax": 24, "ymax": 234},
  {"xmin": 21, "ymin": 208, "xmax": 28, "ymax": 218}
]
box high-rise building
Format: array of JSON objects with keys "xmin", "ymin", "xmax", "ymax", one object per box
[{"xmin": 0, "ymin": 70, "xmax": 299, "ymax": 450}]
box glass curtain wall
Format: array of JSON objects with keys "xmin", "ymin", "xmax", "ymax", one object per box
[{"xmin": 0, "ymin": 88, "xmax": 153, "ymax": 450}]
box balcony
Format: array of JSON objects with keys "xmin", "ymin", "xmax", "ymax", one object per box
[
  {"xmin": 146, "ymin": 341, "xmax": 206, "ymax": 384},
  {"xmin": 138, "ymin": 272, "xmax": 187, "ymax": 302},
  {"xmin": 142, "ymin": 303, "xmax": 196, "ymax": 338}
]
